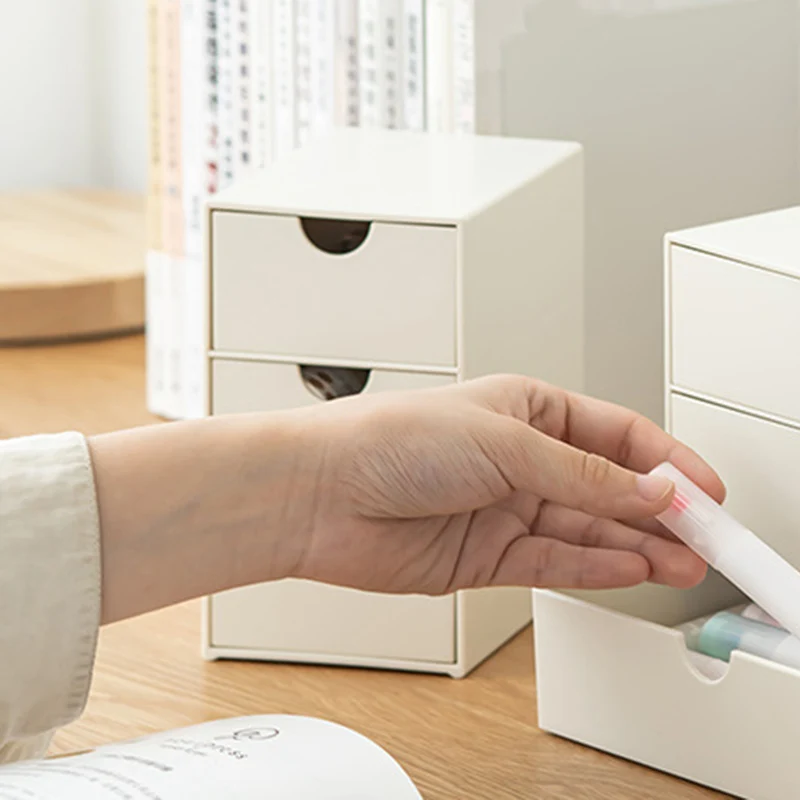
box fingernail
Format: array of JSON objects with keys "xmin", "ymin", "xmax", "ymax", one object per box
[{"xmin": 636, "ymin": 473, "xmax": 673, "ymax": 502}]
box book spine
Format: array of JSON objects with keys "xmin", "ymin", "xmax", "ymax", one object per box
[
  {"xmin": 273, "ymin": 0, "xmax": 296, "ymax": 157},
  {"xmin": 452, "ymin": 0, "xmax": 474, "ymax": 133},
  {"xmin": 182, "ymin": 0, "xmax": 204, "ymax": 261},
  {"xmin": 401, "ymin": 0, "xmax": 425, "ymax": 131},
  {"xmin": 161, "ymin": 0, "xmax": 185, "ymax": 418},
  {"xmin": 146, "ymin": 0, "xmax": 167, "ymax": 417},
  {"xmin": 232, "ymin": 0, "xmax": 253, "ymax": 175},
  {"xmin": 357, "ymin": 0, "xmax": 380, "ymax": 127},
  {"xmin": 424, "ymin": 0, "xmax": 453, "ymax": 133},
  {"xmin": 204, "ymin": 0, "xmax": 221, "ymax": 196},
  {"xmin": 310, "ymin": 0, "xmax": 335, "ymax": 138},
  {"xmin": 217, "ymin": 0, "xmax": 236, "ymax": 189},
  {"xmin": 381, "ymin": 0, "xmax": 402, "ymax": 129},
  {"xmin": 334, "ymin": 0, "xmax": 359, "ymax": 127},
  {"xmin": 250, "ymin": 0, "xmax": 273, "ymax": 168},
  {"xmin": 180, "ymin": 0, "xmax": 207, "ymax": 420},
  {"xmin": 294, "ymin": 0, "xmax": 313, "ymax": 146}
]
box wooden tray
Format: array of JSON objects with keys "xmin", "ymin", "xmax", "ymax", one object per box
[{"xmin": 0, "ymin": 190, "xmax": 145, "ymax": 344}]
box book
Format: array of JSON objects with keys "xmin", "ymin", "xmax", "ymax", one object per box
[
  {"xmin": 145, "ymin": 0, "xmax": 167, "ymax": 417},
  {"xmin": 180, "ymin": 0, "xmax": 209, "ymax": 420},
  {"xmin": 310, "ymin": 0, "xmax": 336, "ymax": 137},
  {"xmin": 160, "ymin": 0, "xmax": 185, "ymax": 417},
  {"xmin": 203, "ymin": 0, "xmax": 221, "ymax": 195},
  {"xmin": 232, "ymin": 0, "xmax": 253, "ymax": 175},
  {"xmin": 357, "ymin": 0, "xmax": 380, "ymax": 127},
  {"xmin": 0, "ymin": 716, "xmax": 424, "ymax": 798},
  {"xmin": 293, "ymin": 0, "xmax": 313, "ymax": 146},
  {"xmin": 381, "ymin": 0, "xmax": 402, "ymax": 129},
  {"xmin": 217, "ymin": 0, "xmax": 237, "ymax": 189},
  {"xmin": 250, "ymin": 0, "xmax": 273, "ymax": 168},
  {"xmin": 181, "ymin": 0, "xmax": 204, "ymax": 261},
  {"xmin": 423, "ymin": 0, "xmax": 453, "ymax": 134},
  {"xmin": 452, "ymin": 0, "xmax": 474, "ymax": 134},
  {"xmin": 401, "ymin": 0, "xmax": 425, "ymax": 131},
  {"xmin": 272, "ymin": 0, "xmax": 296, "ymax": 158},
  {"xmin": 334, "ymin": 0, "xmax": 359, "ymax": 127}
]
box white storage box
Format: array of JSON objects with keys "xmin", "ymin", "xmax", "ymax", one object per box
[
  {"xmin": 534, "ymin": 206, "xmax": 800, "ymax": 798},
  {"xmin": 203, "ymin": 128, "xmax": 584, "ymax": 678}
]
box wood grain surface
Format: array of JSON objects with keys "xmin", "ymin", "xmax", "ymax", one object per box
[
  {"xmin": 0, "ymin": 191, "xmax": 145, "ymax": 344},
  {"xmin": 0, "ymin": 335, "xmax": 731, "ymax": 799}
]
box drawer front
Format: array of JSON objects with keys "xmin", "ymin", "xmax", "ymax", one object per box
[
  {"xmin": 670, "ymin": 392, "xmax": 800, "ymax": 567},
  {"xmin": 212, "ymin": 212, "xmax": 457, "ymax": 368},
  {"xmin": 669, "ymin": 244, "xmax": 800, "ymax": 423},
  {"xmin": 211, "ymin": 358, "xmax": 455, "ymax": 414},
  {"xmin": 210, "ymin": 356, "xmax": 457, "ymax": 664},
  {"xmin": 209, "ymin": 580, "xmax": 456, "ymax": 664}
]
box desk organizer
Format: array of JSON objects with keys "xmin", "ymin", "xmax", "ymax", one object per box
[
  {"xmin": 202, "ymin": 128, "xmax": 584, "ymax": 677},
  {"xmin": 534, "ymin": 206, "xmax": 800, "ymax": 798}
]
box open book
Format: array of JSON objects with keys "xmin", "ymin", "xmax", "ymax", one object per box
[{"xmin": 0, "ymin": 716, "xmax": 423, "ymax": 799}]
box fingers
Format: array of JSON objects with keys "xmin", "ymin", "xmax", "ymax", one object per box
[
  {"xmin": 532, "ymin": 503, "xmax": 706, "ymax": 588},
  {"xmin": 478, "ymin": 416, "xmax": 678, "ymax": 521},
  {"xmin": 554, "ymin": 391, "xmax": 726, "ymax": 505},
  {"xmin": 484, "ymin": 536, "xmax": 652, "ymax": 590},
  {"xmin": 460, "ymin": 375, "xmax": 726, "ymax": 506}
]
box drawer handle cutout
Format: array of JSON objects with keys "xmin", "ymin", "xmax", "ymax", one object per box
[
  {"xmin": 299, "ymin": 217, "xmax": 372, "ymax": 255},
  {"xmin": 299, "ymin": 365, "xmax": 371, "ymax": 401}
]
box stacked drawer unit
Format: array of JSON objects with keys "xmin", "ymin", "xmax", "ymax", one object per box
[
  {"xmin": 533, "ymin": 206, "xmax": 800, "ymax": 799},
  {"xmin": 203, "ymin": 128, "xmax": 584, "ymax": 678}
]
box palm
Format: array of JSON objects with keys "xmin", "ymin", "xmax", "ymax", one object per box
[{"xmin": 292, "ymin": 376, "xmax": 723, "ymax": 594}]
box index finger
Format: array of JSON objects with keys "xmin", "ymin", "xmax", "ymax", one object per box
[{"xmin": 561, "ymin": 391, "xmax": 726, "ymax": 504}]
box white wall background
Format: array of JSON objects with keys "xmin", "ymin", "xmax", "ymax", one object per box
[
  {"xmin": 0, "ymin": 0, "xmax": 147, "ymax": 192},
  {"xmin": 477, "ymin": 0, "xmax": 800, "ymax": 424}
]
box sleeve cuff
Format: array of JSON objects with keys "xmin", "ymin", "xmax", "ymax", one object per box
[{"xmin": 0, "ymin": 432, "xmax": 101, "ymax": 743}]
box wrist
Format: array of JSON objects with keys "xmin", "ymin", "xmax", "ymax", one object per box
[
  {"xmin": 89, "ymin": 409, "xmax": 320, "ymax": 623},
  {"xmin": 213, "ymin": 408, "xmax": 321, "ymax": 589}
]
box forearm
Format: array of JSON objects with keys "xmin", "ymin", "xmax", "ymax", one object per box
[{"xmin": 88, "ymin": 411, "xmax": 313, "ymax": 625}]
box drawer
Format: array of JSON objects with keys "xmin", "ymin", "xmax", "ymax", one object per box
[
  {"xmin": 670, "ymin": 392, "xmax": 800, "ymax": 566},
  {"xmin": 669, "ymin": 245, "xmax": 800, "ymax": 423},
  {"xmin": 211, "ymin": 358, "xmax": 455, "ymax": 414},
  {"xmin": 209, "ymin": 580, "xmax": 456, "ymax": 664},
  {"xmin": 211, "ymin": 211, "xmax": 457, "ymax": 368},
  {"xmin": 209, "ymin": 356, "xmax": 457, "ymax": 664}
]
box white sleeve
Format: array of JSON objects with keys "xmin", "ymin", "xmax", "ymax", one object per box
[{"xmin": 0, "ymin": 432, "xmax": 101, "ymax": 762}]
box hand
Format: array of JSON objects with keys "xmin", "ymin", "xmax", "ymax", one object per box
[
  {"xmin": 89, "ymin": 373, "xmax": 725, "ymax": 624},
  {"xmin": 286, "ymin": 374, "xmax": 725, "ymax": 595}
]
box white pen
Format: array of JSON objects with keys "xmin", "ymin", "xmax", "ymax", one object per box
[{"xmin": 649, "ymin": 461, "xmax": 800, "ymax": 642}]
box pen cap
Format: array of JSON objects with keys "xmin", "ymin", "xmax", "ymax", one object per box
[
  {"xmin": 697, "ymin": 612, "xmax": 751, "ymax": 662},
  {"xmin": 648, "ymin": 461, "xmax": 751, "ymax": 567},
  {"xmin": 649, "ymin": 462, "xmax": 800, "ymax": 642},
  {"xmin": 676, "ymin": 616, "xmax": 712, "ymax": 651},
  {"xmin": 697, "ymin": 612, "xmax": 800, "ymax": 670}
]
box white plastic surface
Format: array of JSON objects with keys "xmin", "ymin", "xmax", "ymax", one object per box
[
  {"xmin": 0, "ymin": 716, "xmax": 423, "ymax": 799},
  {"xmin": 533, "ymin": 588, "xmax": 800, "ymax": 800},
  {"xmin": 211, "ymin": 211, "xmax": 457, "ymax": 367},
  {"xmin": 650, "ymin": 461, "xmax": 800, "ymax": 643},
  {"xmin": 207, "ymin": 127, "xmax": 582, "ymax": 224},
  {"xmin": 669, "ymin": 206, "xmax": 800, "ymax": 279},
  {"xmin": 669, "ymin": 244, "xmax": 800, "ymax": 424}
]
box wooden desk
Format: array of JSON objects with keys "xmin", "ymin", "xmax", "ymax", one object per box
[{"xmin": 0, "ymin": 335, "xmax": 726, "ymax": 799}]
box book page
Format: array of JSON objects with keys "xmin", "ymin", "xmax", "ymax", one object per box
[{"xmin": 0, "ymin": 716, "xmax": 422, "ymax": 800}]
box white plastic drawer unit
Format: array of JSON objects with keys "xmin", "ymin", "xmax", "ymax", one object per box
[
  {"xmin": 210, "ymin": 357, "xmax": 455, "ymax": 414},
  {"xmin": 669, "ymin": 392, "xmax": 800, "ymax": 565},
  {"xmin": 208, "ymin": 356, "xmax": 458, "ymax": 666},
  {"xmin": 668, "ymin": 243, "xmax": 800, "ymax": 424},
  {"xmin": 211, "ymin": 211, "xmax": 458, "ymax": 368}
]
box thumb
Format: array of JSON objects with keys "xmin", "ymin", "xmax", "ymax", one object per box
[{"xmin": 481, "ymin": 418, "xmax": 675, "ymax": 519}]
